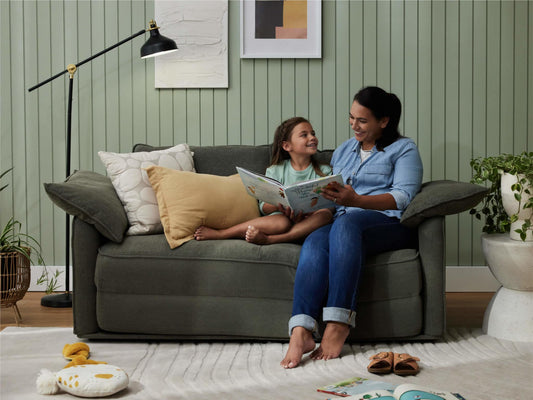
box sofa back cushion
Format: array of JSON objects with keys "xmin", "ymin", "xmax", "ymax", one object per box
[{"xmin": 133, "ymin": 143, "xmax": 334, "ymax": 176}]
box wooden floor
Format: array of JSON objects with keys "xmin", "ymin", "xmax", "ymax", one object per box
[{"xmin": 1, "ymin": 291, "xmax": 494, "ymax": 332}]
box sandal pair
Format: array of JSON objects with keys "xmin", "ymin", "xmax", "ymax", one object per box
[{"xmin": 367, "ymin": 352, "xmax": 420, "ymax": 376}]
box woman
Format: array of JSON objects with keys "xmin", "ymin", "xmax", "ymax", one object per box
[{"xmin": 280, "ymin": 86, "xmax": 423, "ymax": 369}]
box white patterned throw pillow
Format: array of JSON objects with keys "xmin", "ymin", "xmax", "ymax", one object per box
[{"xmin": 98, "ymin": 144, "xmax": 195, "ymax": 235}]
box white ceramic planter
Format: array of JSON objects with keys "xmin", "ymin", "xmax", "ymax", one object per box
[{"xmin": 501, "ymin": 172, "xmax": 533, "ymax": 241}]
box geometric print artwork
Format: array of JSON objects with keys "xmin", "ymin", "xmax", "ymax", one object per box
[{"xmin": 255, "ymin": 0, "xmax": 307, "ymax": 39}]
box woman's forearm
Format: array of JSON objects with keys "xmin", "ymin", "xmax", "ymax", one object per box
[{"xmin": 349, "ymin": 192, "xmax": 397, "ymax": 211}]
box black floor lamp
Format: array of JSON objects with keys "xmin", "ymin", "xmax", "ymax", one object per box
[{"xmin": 28, "ymin": 20, "xmax": 177, "ymax": 308}]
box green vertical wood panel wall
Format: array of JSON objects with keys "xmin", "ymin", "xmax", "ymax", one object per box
[{"xmin": 1, "ymin": 0, "xmax": 532, "ymax": 268}]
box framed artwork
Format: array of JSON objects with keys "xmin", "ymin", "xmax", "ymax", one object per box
[
  {"xmin": 154, "ymin": 0, "xmax": 228, "ymax": 88},
  {"xmin": 240, "ymin": 0, "xmax": 321, "ymax": 58}
]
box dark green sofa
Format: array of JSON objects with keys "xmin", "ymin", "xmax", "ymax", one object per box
[{"xmin": 45, "ymin": 144, "xmax": 488, "ymax": 341}]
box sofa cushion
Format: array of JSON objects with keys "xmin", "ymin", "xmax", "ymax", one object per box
[
  {"xmin": 145, "ymin": 166, "xmax": 261, "ymax": 248},
  {"xmin": 44, "ymin": 170, "xmax": 128, "ymax": 243},
  {"xmin": 95, "ymin": 235, "xmax": 422, "ymax": 339},
  {"xmin": 401, "ymin": 180, "xmax": 489, "ymax": 228},
  {"xmin": 98, "ymin": 144, "xmax": 195, "ymax": 235},
  {"xmin": 133, "ymin": 144, "xmax": 335, "ymax": 176}
]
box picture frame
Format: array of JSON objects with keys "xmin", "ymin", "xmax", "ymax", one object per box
[{"xmin": 240, "ymin": 0, "xmax": 321, "ymax": 59}]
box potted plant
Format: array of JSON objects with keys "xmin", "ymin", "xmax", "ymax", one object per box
[
  {"xmin": 0, "ymin": 169, "xmax": 60, "ymax": 297},
  {"xmin": 470, "ymin": 151, "xmax": 533, "ymax": 241}
]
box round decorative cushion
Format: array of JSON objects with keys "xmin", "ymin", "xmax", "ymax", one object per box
[{"xmin": 56, "ymin": 364, "xmax": 129, "ymax": 397}]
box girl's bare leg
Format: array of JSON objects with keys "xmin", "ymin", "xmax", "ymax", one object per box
[
  {"xmin": 246, "ymin": 209, "xmax": 333, "ymax": 245},
  {"xmin": 194, "ymin": 214, "xmax": 291, "ymax": 241},
  {"xmin": 310, "ymin": 322, "xmax": 350, "ymax": 360},
  {"xmin": 280, "ymin": 326, "xmax": 316, "ymax": 369}
]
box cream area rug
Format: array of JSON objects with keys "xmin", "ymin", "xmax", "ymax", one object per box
[{"xmin": 1, "ymin": 327, "xmax": 532, "ymax": 400}]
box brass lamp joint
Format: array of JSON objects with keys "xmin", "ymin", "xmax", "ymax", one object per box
[
  {"xmin": 67, "ymin": 64, "xmax": 77, "ymax": 78},
  {"xmin": 147, "ymin": 19, "xmax": 160, "ymax": 31}
]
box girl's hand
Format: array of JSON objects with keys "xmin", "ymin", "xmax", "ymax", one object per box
[
  {"xmin": 277, "ymin": 204, "xmax": 306, "ymax": 223},
  {"xmin": 321, "ymin": 181, "xmax": 358, "ymax": 207}
]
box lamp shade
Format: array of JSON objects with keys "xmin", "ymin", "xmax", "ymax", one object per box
[{"xmin": 141, "ymin": 22, "xmax": 178, "ymax": 59}]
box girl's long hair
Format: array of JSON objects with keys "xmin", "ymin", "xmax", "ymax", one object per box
[
  {"xmin": 270, "ymin": 117, "xmax": 327, "ymax": 177},
  {"xmin": 353, "ymin": 86, "xmax": 404, "ymax": 151}
]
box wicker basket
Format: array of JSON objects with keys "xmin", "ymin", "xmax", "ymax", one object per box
[{"xmin": 1, "ymin": 250, "xmax": 31, "ymax": 325}]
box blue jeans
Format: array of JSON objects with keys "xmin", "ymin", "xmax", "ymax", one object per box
[{"xmin": 288, "ymin": 209, "xmax": 418, "ymax": 336}]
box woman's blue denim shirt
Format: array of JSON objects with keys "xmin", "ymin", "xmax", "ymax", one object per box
[{"xmin": 331, "ymin": 137, "xmax": 423, "ymax": 219}]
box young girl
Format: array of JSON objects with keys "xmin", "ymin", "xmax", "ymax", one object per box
[{"xmin": 194, "ymin": 117, "xmax": 334, "ymax": 245}]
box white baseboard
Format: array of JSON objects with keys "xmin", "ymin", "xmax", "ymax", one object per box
[{"xmin": 29, "ymin": 265, "xmax": 499, "ymax": 293}]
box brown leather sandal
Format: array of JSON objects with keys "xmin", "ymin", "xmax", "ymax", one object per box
[
  {"xmin": 393, "ymin": 353, "xmax": 420, "ymax": 376},
  {"xmin": 367, "ymin": 351, "xmax": 394, "ymax": 374}
]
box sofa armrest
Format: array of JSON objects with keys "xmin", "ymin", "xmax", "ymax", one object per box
[
  {"xmin": 44, "ymin": 170, "xmax": 128, "ymax": 243},
  {"xmin": 401, "ymin": 180, "xmax": 489, "ymax": 228},
  {"xmin": 417, "ymin": 216, "xmax": 446, "ymax": 338},
  {"xmin": 72, "ymin": 217, "xmax": 106, "ymax": 337}
]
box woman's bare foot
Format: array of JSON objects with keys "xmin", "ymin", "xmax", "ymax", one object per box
[
  {"xmin": 194, "ymin": 226, "xmax": 223, "ymax": 240},
  {"xmin": 310, "ymin": 322, "xmax": 350, "ymax": 361},
  {"xmin": 245, "ymin": 225, "xmax": 270, "ymax": 244},
  {"xmin": 280, "ymin": 327, "xmax": 316, "ymax": 369}
]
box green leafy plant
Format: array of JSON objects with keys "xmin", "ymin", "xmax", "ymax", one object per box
[
  {"xmin": 1, "ymin": 168, "xmax": 61, "ymax": 293},
  {"xmin": 470, "ymin": 151, "xmax": 533, "ymax": 241}
]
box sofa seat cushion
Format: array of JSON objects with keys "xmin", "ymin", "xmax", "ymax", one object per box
[
  {"xmin": 94, "ymin": 236, "xmax": 422, "ymax": 339},
  {"xmin": 95, "ymin": 237, "xmax": 420, "ymax": 302},
  {"xmin": 95, "ymin": 235, "xmax": 301, "ymax": 300},
  {"xmin": 358, "ymin": 249, "xmax": 421, "ymax": 302}
]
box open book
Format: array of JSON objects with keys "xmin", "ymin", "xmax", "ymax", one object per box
[
  {"xmin": 318, "ymin": 377, "xmax": 466, "ymax": 400},
  {"xmin": 236, "ymin": 166, "xmax": 343, "ymax": 214}
]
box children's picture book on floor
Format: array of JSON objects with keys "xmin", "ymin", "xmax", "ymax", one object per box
[{"xmin": 318, "ymin": 377, "xmax": 466, "ymax": 400}]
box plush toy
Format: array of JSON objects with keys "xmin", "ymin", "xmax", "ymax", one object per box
[{"xmin": 36, "ymin": 342, "xmax": 129, "ymax": 397}]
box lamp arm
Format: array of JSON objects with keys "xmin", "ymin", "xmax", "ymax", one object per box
[{"xmin": 28, "ymin": 28, "xmax": 146, "ymax": 92}]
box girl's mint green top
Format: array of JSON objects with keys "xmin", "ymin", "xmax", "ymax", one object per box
[{"xmin": 259, "ymin": 159, "xmax": 332, "ymax": 215}]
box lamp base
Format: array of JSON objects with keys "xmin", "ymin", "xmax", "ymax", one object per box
[{"xmin": 40, "ymin": 292, "xmax": 72, "ymax": 308}]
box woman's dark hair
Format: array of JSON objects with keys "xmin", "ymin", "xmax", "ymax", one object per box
[
  {"xmin": 353, "ymin": 86, "xmax": 404, "ymax": 150},
  {"xmin": 270, "ymin": 116, "xmax": 327, "ymax": 177}
]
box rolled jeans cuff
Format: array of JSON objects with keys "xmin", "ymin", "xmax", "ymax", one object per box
[
  {"xmin": 288, "ymin": 314, "xmax": 318, "ymax": 337},
  {"xmin": 323, "ymin": 307, "xmax": 356, "ymax": 327}
]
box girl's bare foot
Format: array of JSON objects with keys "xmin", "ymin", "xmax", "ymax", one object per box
[
  {"xmin": 194, "ymin": 226, "xmax": 223, "ymax": 240},
  {"xmin": 310, "ymin": 322, "xmax": 350, "ymax": 361},
  {"xmin": 245, "ymin": 225, "xmax": 270, "ymax": 244},
  {"xmin": 280, "ymin": 327, "xmax": 316, "ymax": 369}
]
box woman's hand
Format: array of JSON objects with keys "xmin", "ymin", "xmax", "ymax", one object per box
[{"xmin": 321, "ymin": 182, "xmax": 358, "ymax": 207}]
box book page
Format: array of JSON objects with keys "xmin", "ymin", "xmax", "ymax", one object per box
[
  {"xmin": 317, "ymin": 377, "xmax": 397, "ymax": 397},
  {"xmin": 236, "ymin": 167, "xmax": 290, "ymax": 208},
  {"xmin": 330, "ymin": 389, "xmax": 396, "ymax": 400},
  {"xmin": 394, "ymin": 383, "xmax": 466, "ymax": 400},
  {"xmin": 284, "ymin": 174, "xmax": 343, "ymax": 214}
]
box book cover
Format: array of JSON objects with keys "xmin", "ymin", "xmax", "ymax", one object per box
[
  {"xmin": 236, "ymin": 166, "xmax": 343, "ymax": 214},
  {"xmin": 319, "ymin": 379, "xmax": 467, "ymax": 400}
]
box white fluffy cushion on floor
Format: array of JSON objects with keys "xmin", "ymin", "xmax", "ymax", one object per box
[
  {"xmin": 98, "ymin": 144, "xmax": 195, "ymax": 235},
  {"xmin": 37, "ymin": 364, "xmax": 129, "ymax": 398}
]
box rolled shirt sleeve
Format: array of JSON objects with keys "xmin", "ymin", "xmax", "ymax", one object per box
[{"xmin": 389, "ymin": 140, "xmax": 423, "ymax": 211}]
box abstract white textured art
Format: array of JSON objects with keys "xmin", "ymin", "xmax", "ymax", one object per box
[{"xmin": 155, "ymin": 0, "xmax": 228, "ymax": 88}]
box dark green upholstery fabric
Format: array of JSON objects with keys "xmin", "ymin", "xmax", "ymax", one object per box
[
  {"xmin": 93, "ymin": 235, "xmax": 422, "ymax": 339},
  {"xmin": 44, "ymin": 170, "xmax": 128, "ymax": 242},
  {"xmin": 401, "ymin": 180, "xmax": 489, "ymax": 228},
  {"xmin": 133, "ymin": 143, "xmax": 334, "ymax": 176}
]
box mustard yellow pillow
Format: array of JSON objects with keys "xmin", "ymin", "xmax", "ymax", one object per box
[{"xmin": 145, "ymin": 166, "xmax": 260, "ymax": 248}]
